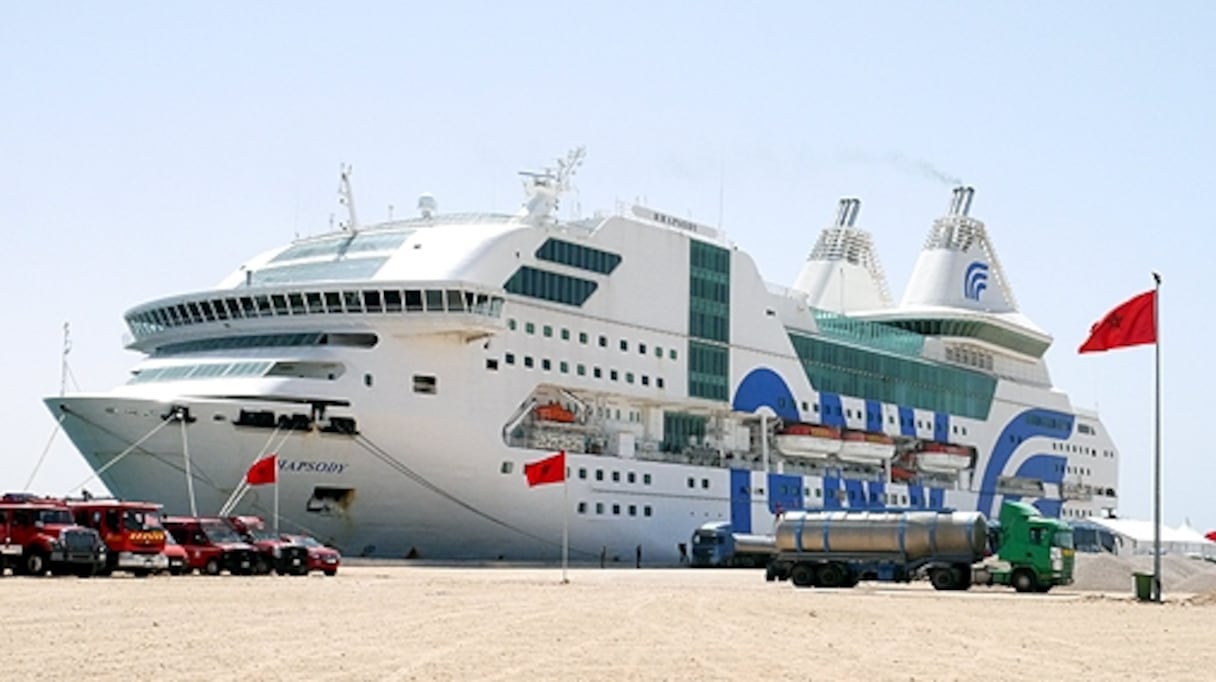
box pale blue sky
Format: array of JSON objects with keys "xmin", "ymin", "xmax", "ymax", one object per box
[{"xmin": 2, "ymin": 3, "xmax": 1213, "ymax": 530}]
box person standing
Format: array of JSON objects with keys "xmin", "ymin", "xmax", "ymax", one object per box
[
  {"xmin": 600, "ymin": 545, "xmax": 607, "ymax": 568},
  {"xmin": 635, "ymin": 544, "xmax": 642, "ymax": 569}
]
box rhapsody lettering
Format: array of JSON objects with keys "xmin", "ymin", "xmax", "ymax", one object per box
[{"xmin": 278, "ymin": 460, "xmax": 347, "ymax": 475}]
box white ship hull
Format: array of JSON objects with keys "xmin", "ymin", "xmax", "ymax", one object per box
[{"xmin": 46, "ymin": 172, "xmax": 1123, "ymax": 559}]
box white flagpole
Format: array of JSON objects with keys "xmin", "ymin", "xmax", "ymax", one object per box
[
  {"xmin": 1152, "ymin": 272, "xmax": 1163, "ymax": 602},
  {"xmin": 561, "ymin": 450, "xmax": 569, "ymax": 584},
  {"xmin": 274, "ymin": 464, "xmax": 280, "ymax": 536},
  {"xmin": 180, "ymin": 415, "xmax": 197, "ymax": 517}
]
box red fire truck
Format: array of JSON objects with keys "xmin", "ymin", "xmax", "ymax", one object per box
[
  {"xmin": 68, "ymin": 498, "xmax": 169, "ymax": 576},
  {"xmin": 0, "ymin": 493, "xmax": 107, "ymax": 577}
]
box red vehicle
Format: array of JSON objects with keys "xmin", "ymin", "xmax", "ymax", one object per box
[
  {"xmin": 68, "ymin": 498, "xmax": 169, "ymax": 576},
  {"xmin": 281, "ymin": 533, "xmax": 340, "ymax": 576},
  {"xmin": 161, "ymin": 530, "xmax": 188, "ymax": 575},
  {"xmin": 162, "ymin": 516, "xmax": 260, "ymax": 575},
  {"xmin": 0, "ymin": 493, "xmax": 107, "ymax": 577},
  {"xmin": 226, "ymin": 516, "xmax": 309, "ymax": 575}
]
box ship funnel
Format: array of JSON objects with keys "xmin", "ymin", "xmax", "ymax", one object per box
[
  {"xmin": 900, "ymin": 186, "xmax": 1019, "ymax": 314},
  {"xmin": 790, "ymin": 197, "xmax": 892, "ymax": 312}
]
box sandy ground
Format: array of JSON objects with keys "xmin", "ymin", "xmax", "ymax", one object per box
[{"xmin": 2, "ymin": 563, "xmax": 1214, "ymax": 681}]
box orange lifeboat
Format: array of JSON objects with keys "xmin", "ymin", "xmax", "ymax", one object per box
[
  {"xmin": 916, "ymin": 442, "xmax": 973, "ymax": 473},
  {"xmin": 773, "ymin": 423, "xmax": 842, "ymax": 458},
  {"xmin": 534, "ymin": 401, "xmax": 576, "ymax": 423},
  {"xmin": 837, "ymin": 430, "xmax": 896, "ymax": 465}
]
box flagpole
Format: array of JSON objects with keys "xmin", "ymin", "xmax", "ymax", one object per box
[
  {"xmin": 561, "ymin": 450, "xmax": 569, "ymax": 584},
  {"xmin": 274, "ymin": 474, "xmax": 280, "ymax": 536},
  {"xmin": 1152, "ymin": 272, "xmax": 1162, "ymax": 602}
]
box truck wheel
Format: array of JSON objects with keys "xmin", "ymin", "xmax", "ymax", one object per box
[
  {"xmin": 254, "ymin": 557, "xmax": 271, "ymax": 575},
  {"xmin": 204, "ymin": 558, "xmax": 221, "ymax": 576},
  {"xmin": 790, "ymin": 564, "xmax": 814, "ymax": 588},
  {"xmin": 1012, "ymin": 569, "xmax": 1037, "ymax": 593},
  {"xmin": 930, "ymin": 568, "xmax": 956, "ymax": 591},
  {"xmin": 817, "ymin": 563, "xmax": 850, "ymax": 588},
  {"xmin": 23, "ymin": 551, "xmax": 48, "ymax": 576}
]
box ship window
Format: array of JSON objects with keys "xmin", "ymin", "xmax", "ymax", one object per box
[
  {"xmin": 641, "ymin": 375, "xmax": 649, "ymax": 386},
  {"xmin": 598, "ymin": 335, "xmax": 607, "ymax": 347},
  {"xmin": 325, "ymin": 292, "xmax": 343, "ymax": 313},
  {"xmin": 612, "ymin": 471, "xmax": 620, "ymax": 482},
  {"xmin": 505, "ymin": 353, "xmax": 515, "ymax": 365},
  {"xmin": 578, "ymin": 468, "xmax": 587, "ymax": 479},
  {"xmin": 508, "ymin": 318, "xmax": 517, "ymax": 331},
  {"xmin": 701, "ymin": 479, "xmax": 709, "ymax": 489},
  {"xmin": 627, "ymin": 472, "xmax": 636, "ymax": 483},
  {"xmin": 595, "ymin": 469, "xmax": 604, "ymax": 481},
  {"xmin": 500, "ymin": 462, "xmax": 513, "ymax": 474},
  {"xmin": 287, "ymin": 293, "xmax": 306, "ymax": 315},
  {"xmin": 559, "ymin": 361, "xmax": 568, "ymax": 373},
  {"xmin": 424, "ymin": 290, "xmax": 443, "ymax": 311},
  {"xmin": 669, "ymin": 349, "xmax": 677, "ymax": 360},
  {"xmin": 643, "ymin": 474, "xmax": 652, "ymax": 485},
  {"xmin": 579, "ymin": 332, "xmax": 588, "ymax": 344},
  {"xmin": 199, "ymin": 300, "xmax": 217, "ymax": 321},
  {"xmin": 383, "ymin": 290, "xmax": 402, "ymax": 312},
  {"xmin": 541, "ymin": 359, "xmax": 551, "ymax": 371},
  {"xmin": 187, "ymin": 301, "xmax": 203, "ymax": 323},
  {"xmin": 638, "ymin": 343, "xmax": 646, "ymax": 354},
  {"xmin": 687, "ymin": 477, "xmax": 695, "ymax": 488},
  {"xmin": 626, "ymin": 372, "xmax": 634, "ymax": 384},
  {"xmin": 656, "ymin": 377, "xmax": 665, "ymax": 389},
  {"xmin": 612, "ymin": 504, "xmax": 620, "ymax": 515},
  {"xmin": 595, "ymin": 503, "xmax": 604, "ymax": 514},
  {"xmin": 543, "ymin": 325, "xmax": 553, "ymax": 337},
  {"xmin": 364, "ymin": 373, "xmax": 373, "ymax": 387},
  {"xmin": 213, "ymin": 299, "xmax": 232, "ymax": 320},
  {"xmin": 404, "ymin": 290, "xmax": 423, "ymax": 312},
  {"xmin": 445, "ymin": 290, "xmax": 464, "ymax": 312},
  {"xmin": 655, "ymin": 346, "xmax": 662, "ymax": 357},
  {"xmin": 412, "ymin": 375, "xmax": 437, "ymax": 394},
  {"xmin": 619, "ymin": 339, "xmax": 628, "ymax": 351},
  {"xmin": 343, "ymin": 291, "xmax": 363, "ymax": 313},
  {"xmin": 577, "ymin": 502, "xmax": 587, "ymax": 514},
  {"xmin": 561, "ymin": 328, "xmax": 570, "ymax": 340},
  {"xmin": 362, "ymin": 290, "xmax": 382, "ymax": 313},
  {"xmin": 525, "ymin": 322, "xmax": 535, "ymax": 334},
  {"xmin": 593, "ymin": 367, "xmax": 602, "ymax": 379},
  {"xmin": 524, "ymin": 356, "xmax": 534, "ymax": 368},
  {"xmin": 643, "ymin": 506, "xmax": 652, "ymax": 517},
  {"xmin": 577, "ymin": 364, "xmax": 586, "ymax": 376},
  {"xmin": 610, "ymin": 370, "xmax": 618, "ymax": 381},
  {"xmin": 485, "ymin": 359, "xmax": 498, "ymax": 370}
]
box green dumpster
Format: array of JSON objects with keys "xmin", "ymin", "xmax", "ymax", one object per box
[{"xmin": 1133, "ymin": 572, "xmax": 1154, "ymax": 601}]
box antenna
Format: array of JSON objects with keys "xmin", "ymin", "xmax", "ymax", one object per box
[
  {"xmin": 337, "ymin": 164, "xmax": 359, "ymax": 232},
  {"xmin": 60, "ymin": 322, "xmax": 72, "ymax": 397},
  {"xmin": 519, "ymin": 147, "xmax": 586, "ymax": 224}
]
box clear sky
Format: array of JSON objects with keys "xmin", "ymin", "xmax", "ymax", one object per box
[{"xmin": 2, "ymin": 3, "xmax": 1213, "ymax": 531}]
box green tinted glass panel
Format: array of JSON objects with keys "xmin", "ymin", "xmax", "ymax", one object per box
[
  {"xmin": 503, "ymin": 266, "xmax": 598, "ymax": 306},
  {"xmin": 787, "ymin": 332, "xmax": 997, "ymax": 419},
  {"xmin": 535, "ymin": 238, "xmax": 622, "ymax": 274}
]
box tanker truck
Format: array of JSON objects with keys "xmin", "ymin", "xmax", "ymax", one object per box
[
  {"xmin": 766, "ymin": 500, "xmax": 1074, "ymax": 593},
  {"xmin": 690, "ymin": 522, "xmax": 776, "ymax": 568}
]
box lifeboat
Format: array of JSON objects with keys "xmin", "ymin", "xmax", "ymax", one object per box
[
  {"xmin": 774, "ymin": 423, "xmax": 842, "ymax": 459},
  {"xmin": 534, "ymin": 401, "xmax": 576, "ymax": 423},
  {"xmin": 837, "ymin": 430, "xmax": 896, "ymax": 465},
  {"xmin": 916, "ymin": 442, "xmax": 973, "ymax": 473}
]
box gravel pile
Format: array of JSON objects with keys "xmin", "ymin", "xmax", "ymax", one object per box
[{"xmin": 1071, "ymin": 552, "xmax": 1216, "ymax": 593}]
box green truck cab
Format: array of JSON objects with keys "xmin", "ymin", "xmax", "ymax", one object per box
[{"xmin": 983, "ymin": 500, "xmax": 1075, "ymax": 592}]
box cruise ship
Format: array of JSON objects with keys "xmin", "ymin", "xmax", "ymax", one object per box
[{"xmin": 46, "ymin": 150, "xmax": 1120, "ymax": 561}]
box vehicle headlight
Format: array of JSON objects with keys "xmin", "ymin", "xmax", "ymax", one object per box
[{"xmin": 273, "ymin": 547, "xmax": 282, "ymax": 558}]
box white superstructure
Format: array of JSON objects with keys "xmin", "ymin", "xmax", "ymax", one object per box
[{"xmin": 46, "ymin": 154, "xmax": 1120, "ymax": 561}]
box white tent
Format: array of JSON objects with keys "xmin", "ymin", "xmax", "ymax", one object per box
[{"xmin": 1087, "ymin": 517, "xmax": 1216, "ymax": 559}]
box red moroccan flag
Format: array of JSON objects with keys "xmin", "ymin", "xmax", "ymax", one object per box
[
  {"xmin": 1078, "ymin": 290, "xmax": 1156, "ymax": 353},
  {"xmin": 523, "ymin": 451, "xmax": 565, "ymax": 487},
  {"xmin": 245, "ymin": 455, "xmax": 278, "ymax": 486}
]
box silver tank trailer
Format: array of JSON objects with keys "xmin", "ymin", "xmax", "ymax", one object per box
[{"xmin": 774, "ymin": 510, "xmax": 988, "ymax": 561}]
